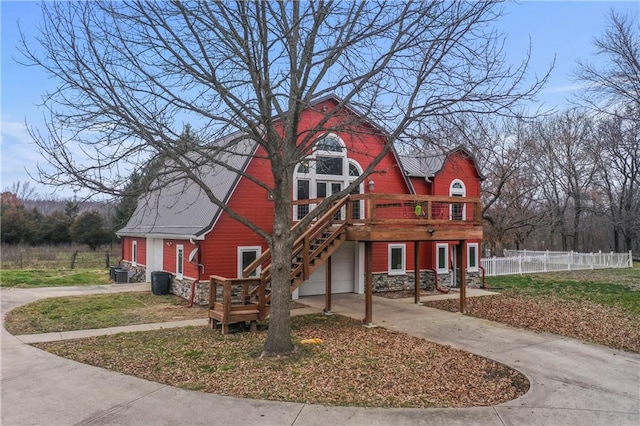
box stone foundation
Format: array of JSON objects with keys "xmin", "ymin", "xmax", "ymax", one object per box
[
  {"xmin": 373, "ymin": 270, "xmax": 480, "ymax": 293},
  {"xmin": 170, "ymin": 277, "xmax": 209, "ymax": 306},
  {"xmin": 119, "ymin": 261, "xmax": 146, "ymax": 282},
  {"xmin": 163, "ymin": 270, "xmax": 480, "ymax": 304}
]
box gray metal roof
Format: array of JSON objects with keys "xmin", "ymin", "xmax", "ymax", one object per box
[
  {"xmin": 398, "ymin": 146, "xmax": 484, "ymax": 181},
  {"xmin": 117, "ymin": 133, "xmax": 256, "ymax": 238},
  {"xmin": 399, "ymin": 152, "xmax": 448, "ymax": 178}
]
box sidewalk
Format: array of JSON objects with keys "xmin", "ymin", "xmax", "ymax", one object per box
[{"xmin": 2, "ymin": 284, "xmax": 639, "ymax": 425}]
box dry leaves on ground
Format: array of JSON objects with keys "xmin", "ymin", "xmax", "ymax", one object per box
[
  {"xmin": 35, "ymin": 314, "xmax": 529, "ymax": 408},
  {"xmin": 424, "ymin": 295, "xmax": 640, "ymax": 353}
]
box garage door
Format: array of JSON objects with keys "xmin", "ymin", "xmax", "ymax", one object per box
[{"xmin": 298, "ymin": 242, "xmax": 354, "ymax": 296}]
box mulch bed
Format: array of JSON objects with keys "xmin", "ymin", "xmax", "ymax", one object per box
[{"xmin": 35, "ymin": 314, "xmax": 529, "ymax": 408}]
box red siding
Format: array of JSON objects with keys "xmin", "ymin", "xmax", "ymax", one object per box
[
  {"xmin": 122, "ymin": 237, "xmax": 131, "ymax": 262},
  {"xmin": 163, "ymin": 239, "xmax": 199, "ymax": 280},
  {"xmin": 431, "ymin": 152, "xmax": 481, "ymax": 197},
  {"xmin": 200, "ymin": 145, "xmax": 274, "ymax": 278},
  {"xmin": 121, "ymin": 237, "xmax": 147, "ymax": 266},
  {"xmin": 136, "ymin": 239, "xmax": 147, "ymax": 266}
]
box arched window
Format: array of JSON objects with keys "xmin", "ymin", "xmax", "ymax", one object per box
[
  {"xmin": 316, "ymin": 135, "xmax": 343, "ymax": 153},
  {"xmin": 348, "ymin": 161, "xmax": 364, "ymax": 220},
  {"xmin": 449, "ymin": 179, "xmax": 466, "ymax": 220},
  {"xmin": 293, "ymin": 134, "xmax": 363, "ymax": 220}
]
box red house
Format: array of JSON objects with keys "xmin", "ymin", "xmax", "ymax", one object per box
[{"xmin": 117, "ymin": 96, "xmax": 483, "ymax": 324}]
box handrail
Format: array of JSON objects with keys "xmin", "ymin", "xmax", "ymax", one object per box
[
  {"xmin": 244, "ymin": 197, "xmax": 349, "ymax": 305},
  {"xmin": 243, "ymin": 196, "xmax": 348, "ymax": 278}
]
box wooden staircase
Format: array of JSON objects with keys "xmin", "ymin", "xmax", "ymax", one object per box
[{"xmin": 209, "ymin": 197, "xmax": 348, "ymax": 333}]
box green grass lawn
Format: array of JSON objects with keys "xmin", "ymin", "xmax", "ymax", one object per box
[
  {"xmin": 485, "ymin": 267, "xmax": 640, "ymax": 316},
  {"xmin": 0, "ymin": 269, "xmax": 111, "ymax": 288},
  {"xmin": 4, "ymin": 292, "xmax": 207, "ymax": 335}
]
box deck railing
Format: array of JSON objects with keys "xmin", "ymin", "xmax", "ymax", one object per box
[{"xmin": 292, "ymin": 194, "xmax": 482, "ymax": 226}]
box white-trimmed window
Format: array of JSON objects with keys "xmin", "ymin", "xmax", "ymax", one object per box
[
  {"xmin": 238, "ymin": 246, "xmax": 262, "ymax": 278},
  {"xmin": 131, "ymin": 240, "xmax": 138, "ymax": 265},
  {"xmin": 436, "ymin": 243, "xmax": 449, "ymax": 274},
  {"xmin": 293, "ymin": 133, "xmax": 364, "ymax": 221},
  {"xmin": 176, "ymin": 245, "xmax": 184, "ymax": 279},
  {"xmin": 388, "ymin": 244, "xmax": 406, "ymax": 275},
  {"xmin": 449, "ymin": 179, "xmax": 466, "ymax": 220},
  {"xmin": 467, "ymin": 243, "xmax": 479, "ymax": 272}
]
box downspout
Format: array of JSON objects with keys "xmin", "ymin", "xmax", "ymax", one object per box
[
  {"xmin": 426, "ymin": 267, "xmax": 449, "ymax": 293},
  {"xmin": 188, "ymin": 238, "xmax": 204, "ymax": 308},
  {"xmin": 478, "ymin": 265, "xmax": 487, "ymax": 289}
]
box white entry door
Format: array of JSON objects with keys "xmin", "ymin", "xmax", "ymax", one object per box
[{"xmin": 146, "ymin": 238, "xmax": 165, "ymax": 282}]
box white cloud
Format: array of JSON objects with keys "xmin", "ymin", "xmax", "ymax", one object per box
[{"xmin": 544, "ymin": 83, "xmax": 587, "ymax": 95}]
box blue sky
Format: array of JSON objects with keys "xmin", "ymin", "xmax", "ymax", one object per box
[{"xmin": 1, "ymin": 1, "xmax": 639, "ymax": 199}]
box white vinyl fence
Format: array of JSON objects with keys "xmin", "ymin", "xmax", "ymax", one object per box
[{"xmin": 481, "ymin": 250, "xmax": 633, "ymax": 277}]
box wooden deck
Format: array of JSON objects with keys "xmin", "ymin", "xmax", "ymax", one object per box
[{"xmin": 209, "ymin": 194, "xmax": 482, "ymax": 332}]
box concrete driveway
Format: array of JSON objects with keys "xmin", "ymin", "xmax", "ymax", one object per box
[{"xmin": 1, "ymin": 285, "xmax": 639, "ymax": 425}]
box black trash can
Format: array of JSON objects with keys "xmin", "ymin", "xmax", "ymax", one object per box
[
  {"xmin": 109, "ymin": 266, "xmax": 120, "ymax": 281},
  {"xmin": 114, "ymin": 269, "xmax": 130, "ymax": 284},
  {"xmin": 151, "ymin": 271, "xmax": 171, "ymax": 295}
]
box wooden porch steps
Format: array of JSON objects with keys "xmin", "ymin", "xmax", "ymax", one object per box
[{"xmin": 208, "ymin": 199, "xmax": 348, "ymax": 333}]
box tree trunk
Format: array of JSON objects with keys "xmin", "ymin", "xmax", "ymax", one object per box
[
  {"xmin": 263, "ymin": 177, "xmax": 295, "ymax": 356},
  {"xmin": 264, "ymin": 232, "xmax": 294, "ymax": 355}
]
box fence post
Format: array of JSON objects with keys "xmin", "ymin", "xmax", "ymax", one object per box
[
  {"xmin": 70, "ymin": 250, "xmax": 79, "ymax": 270},
  {"xmin": 105, "ymin": 252, "xmax": 110, "ymax": 268},
  {"xmin": 518, "ymin": 256, "xmax": 522, "ymax": 275},
  {"xmin": 630, "ymin": 250, "xmax": 634, "ymax": 268}
]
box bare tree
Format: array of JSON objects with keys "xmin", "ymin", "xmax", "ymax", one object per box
[
  {"xmin": 412, "ymin": 114, "xmax": 546, "ymax": 253},
  {"xmin": 592, "ymin": 108, "xmax": 640, "ymax": 252},
  {"xmin": 4, "ymin": 181, "xmax": 39, "ymax": 201},
  {"xmin": 574, "ymin": 10, "xmax": 640, "ymax": 114},
  {"xmin": 21, "ymin": 1, "xmax": 545, "ymax": 355},
  {"xmin": 531, "ymin": 110, "xmax": 597, "ymax": 251}
]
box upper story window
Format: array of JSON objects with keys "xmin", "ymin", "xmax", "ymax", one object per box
[
  {"xmin": 450, "ymin": 180, "xmax": 465, "ymax": 196},
  {"xmin": 449, "ymin": 179, "xmax": 466, "ymax": 220},
  {"xmin": 316, "ymin": 135, "xmax": 343, "ymax": 153},
  {"xmin": 293, "ymin": 133, "xmax": 363, "ymax": 220},
  {"xmin": 317, "ymin": 157, "xmax": 343, "ymax": 175}
]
